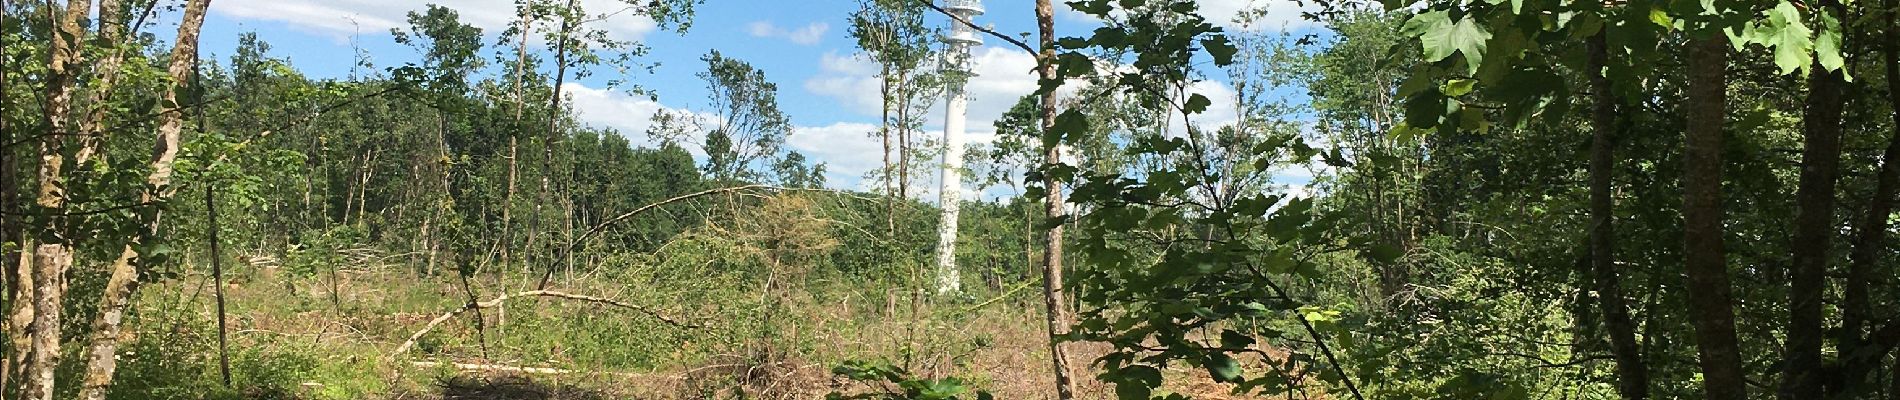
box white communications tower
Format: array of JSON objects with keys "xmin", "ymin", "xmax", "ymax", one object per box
[{"xmin": 935, "ymin": 0, "xmax": 982, "ymax": 295}]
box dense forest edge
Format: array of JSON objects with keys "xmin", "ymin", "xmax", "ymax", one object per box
[{"xmin": 2, "ymin": 0, "xmax": 1900, "ymax": 399}]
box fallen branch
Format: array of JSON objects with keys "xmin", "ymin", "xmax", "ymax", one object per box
[
  {"xmin": 411, "ymin": 361, "xmax": 573, "ymax": 375},
  {"xmin": 389, "ymin": 290, "xmax": 701, "ymax": 359}
]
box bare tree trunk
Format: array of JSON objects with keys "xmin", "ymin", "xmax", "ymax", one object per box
[
  {"xmin": 1781, "ymin": 9, "xmax": 1847, "ymax": 398},
  {"xmin": 1891, "ymin": 354, "xmax": 1899, "ymax": 400},
  {"xmin": 1587, "ymin": 31, "xmax": 1648, "ymax": 400},
  {"xmin": 74, "ymin": 0, "xmax": 126, "ymax": 166},
  {"xmin": 23, "ymin": 2, "xmax": 94, "ymax": 398},
  {"xmin": 1682, "ymin": 34, "xmax": 1747, "ymax": 400},
  {"xmin": 881, "ymin": 63, "xmax": 895, "ymax": 234},
  {"xmin": 3, "ymin": 244, "xmax": 30, "ymax": 399},
  {"xmin": 1034, "ymin": 1, "xmax": 1075, "ymax": 398},
  {"xmin": 23, "ymin": 246, "xmax": 65, "ymax": 400},
  {"xmin": 532, "ymin": 0, "xmax": 578, "ymax": 283},
  {"xmin": 0, "ymin": 0, "xmax": 16, "ymax": 392},
  {"xmin": 357, "ymin": 148, "xmax": 374, "ymax": 224},
  {"xmin": 206, "ymin": 186, "xmax": 230, "ymax": 387},
  {"xmin": 1843, "ymin": 1, "xmax": 1900, "ymax": 394},
  {"xmin": 77, "ymin": 1, "xmax": 211, "ymax": 398},
  {"xmin": 343, "ymin": 152, "xmax": 360, "ymax": 225},
  {"xmin": 897, "ymin": 68, "xmax": 912, "ymax": 201},
  {"xmin": 502, "ymin": 2, "xmax": 535, "ymax": 273}
]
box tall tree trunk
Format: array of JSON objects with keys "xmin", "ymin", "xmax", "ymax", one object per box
[
  {"xmin": 0, "ymin": 0, "xmax": 17, "ymax": 392},
  {"xmin": 342, "ymin": 152, "xmax": 359, "ymax": 224},
  {"xmin": 1682, "ymin": 34, "xmax": 1747, "ymax": 400},
  {"xmin": 24, "ymin": 246, "xmax": 65, "ymax": 400},
  {"xmin": 897, "ymin": 70, "xmax": 912, "ymax": 202},
  {"xmin": 1034, "ymin": 1, "xmax": 1075, "ymax": 398},
  {"xmin": 1891, "ymin": 355, "xmax": 1899, "ymax": 400},
  {"xmin": 74, "ymin": 0, "xmax": 126, "ymax": 166},
  {"xmin": 1587, "ymin": 31, "xmax": 1649, "ymax": 400},
  {"xmin": 1842, "ymin": 0, "xmax": 1900, "ymax": 394},
  {"xmin": 881, "ymin": 63, "xmax": 895, "ymax": 234},
  {"xmin": 3, "ymin": 243, "xmax": 30, "ymax": 398},
  {"xmin": 534, "ymin": 0, "xmax": 578, "ymax": 286},
  {"xmin": 502, "ymin": 2, "xmax": 535, "ymax": 273},
  {"xmin": 1781, "ymin": 11, "xmax": 1847, "ymax": 398},
  {"xmin": 357, "ymin": 148, "xmax": 374, "ymax": 224},
  {"xmin": 23, "ymin": 1, "xmax": 94, "ymax": 398},
  {"xmin": 206, "ymin": 186, "xmax": 230, "ymax": 387},
  {"xmin": 77, "ymin": 1, "xmax": 211, "ymax": 398}
]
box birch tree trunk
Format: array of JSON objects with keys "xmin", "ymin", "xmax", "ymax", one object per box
[
  {"xmin": 2, "ymin": 244, "xmax": 30, "ymax": 397},
  {"xmin": 74, "ymin": 0, "xmax": 126, "ymax": 166},
  {"xmin": 77, "ymin": 1, "xmax": 212, "ymax": 398},
  {"xmin": 22, "ymin": 1, "xmax": 94, "ymax": 398},
  {"xmin": 1034, "ymin": 1, "xmax": 1075, "ymax": 398}
]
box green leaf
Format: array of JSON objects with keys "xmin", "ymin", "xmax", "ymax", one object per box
[
  {"xmin": 1184, "ymin": 94, "xmax": 1212, "ymax": 114},
  {"xmin": 1203, "ymin": 36, "xmax": 1238, "ymax": 66},
  {"xmin": 1056, "ymin": 52, "xmax": 1097, "ymax": 77},
  {"xmin": 1047, "ymin": 109, "xmax": 1090, "ymax": 148},
  {"xmin": 1206, "ymin": 353, "xmax": 1242, "ymax": 383},
  {"xmin": 1754, "ymin": 1, "xmax": 1813, "ymax": 75},
  {"xmin": 1440, "ymin": 79, "xmax": 1477, "ymax": 96},
  {"xmin": 1815, "ymin": 9, "xmax": 1844, "ymax": 74},
  {"xmin": 1068, "ymin": 0, "xmax": 1112, "ymax": 15},
  {"xmin": 1404, "ymin": 10, "xmax": 1491, "ymax": 75},
  {"xmin": 1647, "ymin": 7, "xmax": 1674, "ymax": 30},
  {"xmin": 1115, "ymin": 380, "xmax": 1152, "ymax": 400},
  {"xmin": 1123, "ymin": 365, "xmax": 1163, "ymax": 387}
]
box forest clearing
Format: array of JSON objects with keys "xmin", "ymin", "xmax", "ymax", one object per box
[{"xmin": 3, "ymin": 0, "xmax": 1900, "ymax": 399}]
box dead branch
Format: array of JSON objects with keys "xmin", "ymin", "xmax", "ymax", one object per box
[
  {"xmin": 389, "ymin": 290, "xmax": 701, "ymax": 360},
  {"xmin": 410, "ymin": 361, "xmax": 573, "ymax": 375}
]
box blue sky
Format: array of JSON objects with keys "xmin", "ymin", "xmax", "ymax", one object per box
[{"xmin": 196, "ymin": 0, "xmax": 1324, "ymax": 196}]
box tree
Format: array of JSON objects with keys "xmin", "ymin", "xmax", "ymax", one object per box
[
  {"xmin": 1585, "ymin": 27, "xmax": 1648, "ymax": 400},
  {"xmin": 20, "ymin": 2, "xmax": 95, "ymax": 398},
  {"xmin": 77, "ymin": 0, "xmax": 211, "ymax": 397},
  {"xmin": 850, "ymin": 0, "xmax": 939, "ymax": 221},
  {"xmin": 1032, "ymin": 1, "xmax": 1076, "ymax": 398},
  {"xmin": 699, "ymin": 50, "xmax": 792, "ymax": 182},
  {"xmin": 1780, "ymin": 2, "xmax": 1848, "ymax": 398}
]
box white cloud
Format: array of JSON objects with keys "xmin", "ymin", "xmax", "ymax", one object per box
[
  {"xmin": 787, "ymin": 122, "xmax": 885, "ymax": 190},
  {"xmin": 803, "ymin": 47, "xmax": 1253, "ymax": 199},
  {"xmin": 805, "ymin": 46, "xmax": 1040, "ymax": 138},
  {"xmin": 746, "ymin": 21, "xmax": 830, "ymax": 45},
  {"xmin": 803, "ymin": 52, "xmax": 887, "ymax": 116},
  {"xmin": 1202, "ymin": 0, "xmax": 1322, "ymax": 32},
  {"xmin": 801, "ymin": 46, "xmax": 1045, "ymax": 196},
  {"xmin": 212, "ymin": 0, "xmax": 660, "ymax": 42},
  {"xmin": 562, "ymin": 83, "xmax": 717, "ymax": 151},
  {"xmin": 1177, "ymin": 80, "xmax": 1242, "ymax": 134}
]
